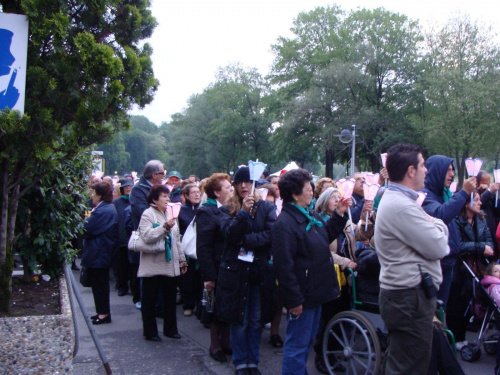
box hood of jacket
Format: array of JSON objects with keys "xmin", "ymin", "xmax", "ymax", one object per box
[{"xmin": 424, "ymin": 155, "xmax": 454, "ymax": 197}]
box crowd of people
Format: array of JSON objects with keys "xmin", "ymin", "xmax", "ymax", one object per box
[{"xmin": 79, "ymin": 149, "xmax": 500, "ymax": 375}]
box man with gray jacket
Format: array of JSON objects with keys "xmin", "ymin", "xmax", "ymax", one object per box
[{"xmin": 375, "ymin": 144, "xmax": 450, "ymax": 375}]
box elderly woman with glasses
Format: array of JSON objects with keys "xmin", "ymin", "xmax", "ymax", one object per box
[
  {"xmin": 271, "ymin": 169, "xmax": 349, "ymax": 375},
  {"xmin": 137, "ymin": 184, "xmax": 188, "ymax": 342},
  {"xmin": 217, "ymin": 166, "xmax": 277, "ymax": 375}
]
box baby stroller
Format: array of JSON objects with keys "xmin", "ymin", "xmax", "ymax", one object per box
[{"xmin": 458, "ymin": 259, "xmax": 500, "ymax": 362}]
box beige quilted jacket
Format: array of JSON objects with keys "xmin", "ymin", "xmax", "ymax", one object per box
[{"xmin": 137, "ymin": 205, "xmax": 187, "ymax": 277}]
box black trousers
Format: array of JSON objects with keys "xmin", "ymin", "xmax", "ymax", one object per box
[
  {"xmin": 129, "ymin": 263, "xmax": 141, "ymax": 303},
  {"xmin": 89, "ymin": 268, "xmax": 110, "ymax": 315},
  {"xmin": 116, "ymin": 246, "xmax": 131, "ymax": 292},
  {"xmin": 141, "ymin": 275, "xmax": 178, "ymax": 337},
  {"xmin": 182, "ymin": 257, "xmax": 202, "ymax": 310}
]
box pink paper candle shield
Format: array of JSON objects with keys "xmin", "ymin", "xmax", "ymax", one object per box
[
  {"xmin": 494, "ymin": 169, "xmax": 500, "ymax": 184},
  {"xmin": 449, "ymin": 181, "xmax": 457, "ymax": 194},
  {"xmin": 416, "ymin": 192, "xmax": 427, "ymax": 206},
  {"xmin": 381, "ymin": 153, "xmax": 388, "ymax": 168},
  {"xmin": 167, "ymin": 202, "xmax": 181, "ymax": 219},
  {"xmin": 363, "ymin": 183, "xmax": 380, "ymax": 201},
  {"xmin": 364, "ymin": 173, "xmax": 379, "ymax": 185},
  {"xmin": 336, "ymin": 179, "xmax": 355, "ymax": 199},
  {"xmin": 465, "ymin": 158, "xmax": 483, "ymax": 177}
]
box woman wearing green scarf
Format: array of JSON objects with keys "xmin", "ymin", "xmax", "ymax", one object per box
[
  {"xmin": 137, "ymin": 184, "xmax": 188, "ymax": 342},
  {"xmin": 271, "ymin": 169, "xmax": 349, "ymax": 375}
]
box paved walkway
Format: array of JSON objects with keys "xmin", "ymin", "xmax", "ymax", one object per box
[{"xmin": 70, "ymin": 262, "xmax": 319, "ymax": 375}]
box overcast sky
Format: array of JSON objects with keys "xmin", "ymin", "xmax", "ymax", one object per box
[{"xmin": 130, "ymin": 0, "xmax": 500, "ymax": 125}]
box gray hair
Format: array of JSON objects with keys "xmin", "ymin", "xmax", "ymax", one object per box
[
  {"xmin": 143, "ymin": 160, "xmax": 163, "ymax": 180},
  {"xmin": 315, "ymin": 187, "xmax": 340, "ymax": 215}
]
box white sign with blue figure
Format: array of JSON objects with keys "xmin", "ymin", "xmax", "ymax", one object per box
[{"xmin": 0, "ymin": 13, "xmax": 28, "ymax": 114}]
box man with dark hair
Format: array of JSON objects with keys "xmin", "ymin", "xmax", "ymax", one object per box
[
  {"xmin": 421, "ymin": 155, "xmax": 476, "ymax": 306},
  {"xmin": 375, "ymin": 144, "xmax": 450, "ymax": 375}
]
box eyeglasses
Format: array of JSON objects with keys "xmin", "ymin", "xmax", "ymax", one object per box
[
  {"xmin": 156, "ymin": 171, "xmax": 166, "ymax": 175},
  {"xmin": 236, "ymin": 181, "xmax": 252, "ymax": 186}
]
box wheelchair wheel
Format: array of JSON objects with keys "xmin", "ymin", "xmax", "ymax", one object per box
[
  {"xmin": 484, "ymin": 334, "xmax": 498, "ymax": 355},
  {"xmin": 460, "ymin": 343, "xmax": 481, "ymax": 362},
  {"xmin": 322, "ymin": 310, "xmax": 381, "ymax": 375}
]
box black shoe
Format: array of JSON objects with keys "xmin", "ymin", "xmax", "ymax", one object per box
[
  {"xmin": 145, "ymin": 335, "xmax": 162, "ymax": 342},
  {"xmin": 221, "ymin": 346, "xmax": 233, "ymax": 355},
  {"xmin": 315, "ymin": 355, "xmax": 328, "ymax": 374},
  {"xmin": 270, "ymin": 334, "xmax": 283, "ymax": 348},
  {"xmin": 90, "ymin": 314, "xmax": 98, "ymax": 320},
  {"xmin": 164, "ymin": 333, "xmax": 181, "ymax": 339},
  {"xmin": 247, "ymin": 368, "xmax": 261, "ymax": 375},
  {"xmin": 117, "ymin": 289, "xmax": 127, "ymax": 296},
  {"xmin": 92, "ymin": 315, "xmax": 111, "ymax": 325},
  {"xmin": 209, "ymin": 349, "xmax": 227, "ymax": 363}
]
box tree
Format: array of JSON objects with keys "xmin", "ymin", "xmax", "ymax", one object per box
[
  {"xmin": 0, "ymin": 0, "xmax": 158, "ymax": 311},
  {"xmin": 269, "ymin": 6, "xmax": 423, "ymax": 175},
  {"xmin": 412, "ymin": 15, "xmax": 500, "ymax": 185},
  {"xmin": 167, "ymin": 64, "xmax": 274, "ymax": 177}
]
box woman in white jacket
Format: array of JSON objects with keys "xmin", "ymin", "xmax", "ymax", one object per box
[{"xmin": 138, "ymin": 184, "xmax": 187, "ymax": 342}]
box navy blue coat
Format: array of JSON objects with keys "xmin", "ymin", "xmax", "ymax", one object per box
[
  {"xmin": 271, "ymin": 203, "xmax": 346, "ymax": 310},
  {"xmin": 113, "ymin": 196, "xmax": 130, "ymax": 247},
  {"xmin": 422, "ymin": 155, "xmax": 468, "ymax": 265},
  {"xmin": 129, "ymin": 176, "xmax": 151, "ymax": 230},
  {"xmin": 82, "ymin": 202, "xmax": 118, "ymax": 269},
  {"xmin": 351, "ymin": 192, "xmax": 365, "ymax": 224},
  {"xmin": 178, "ymin": 200, "xmax": 200, "ymax": 236},
  {"xmin": 216, "ymin": 200, "xmax": 277, "ymax": 325}
]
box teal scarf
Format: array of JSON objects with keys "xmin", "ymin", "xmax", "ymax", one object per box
[
  {"xmin": 172, "ymin": 187, "xmax": 181, "ymax": 196},
  {"xmin": 443, "ymin": 187, "xmax": 452, "ymax": 203},
  {"xmin": 202, "ymin": 198, "xmax": 218, "ymax": 207},
  {"xmin": 152, "ymin": 223, "xmax": 172, "ymax": 261},
  {"xmin": 290, "ymin": 203, "xmax": 324, "ymax": 232},
  {"xmin": 121, "ymin": 195, "xmax": 129, "ymax": 200}
]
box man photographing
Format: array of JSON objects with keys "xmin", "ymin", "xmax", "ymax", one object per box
[{"xmin": 374, "ymin": 144, "xmax": 450, "ymax": 375}]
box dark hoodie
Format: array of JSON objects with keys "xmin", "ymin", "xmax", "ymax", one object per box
[{"xmin": 421, "ymin": 155, "xmax": 469, "ymax": 264}]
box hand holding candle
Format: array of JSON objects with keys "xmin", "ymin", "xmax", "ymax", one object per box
[{"xmin": 465, "ymin": 158, "xmax": 483, "ymax": 206}]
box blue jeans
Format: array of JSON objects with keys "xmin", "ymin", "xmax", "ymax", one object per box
[
  {"xmin": 230, "ymin": 283, "xmax": 262, "ymax": 369},
  {"xmin": 282, "ymin": 305, "xmax": 322, "ymax": 375}
]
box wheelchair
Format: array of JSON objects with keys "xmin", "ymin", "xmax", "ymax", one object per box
[
  {"xmin": 321, "ymin": 268, "xmax": 386, "ymax": 375},
  {"xmin": 321, "ymin": 269, "xmax": 457, "ymax": 375}
]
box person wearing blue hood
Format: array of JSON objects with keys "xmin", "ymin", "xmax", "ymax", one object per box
[{"xmin": 421, "ymin": 155, "xmax": 477, "ymax": 306}]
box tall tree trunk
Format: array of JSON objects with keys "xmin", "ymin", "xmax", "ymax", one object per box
[{"xmin": 0, "ymin": 164, "xmax": 13, "ymax": 312}]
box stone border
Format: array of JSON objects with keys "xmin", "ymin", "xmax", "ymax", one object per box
[{"xmin": 0, "ymin": 275, "xmax": 75, "ymax": 374}]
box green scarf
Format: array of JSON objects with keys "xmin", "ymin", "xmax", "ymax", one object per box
[
  {"xmin": 290, "ymin": 203, "xmax": 324, "ymax": 232},
  {"xmin": 443, "ymin": 187, "xmax": 452, "ymax": 203},
  {"xmin": 152, "ymin": 223, "xmax": 172, "ymax": 261},
  {"xmin": 121, "ymin": 195, "xmax": 129, "ymax": 200},
  {"xmin": 172, "ymin": 187, "xmax": 181, "ymax": 196},
  {"xmin": 202, "ymin": 198, "xmax": 218, "ymax": 207}
]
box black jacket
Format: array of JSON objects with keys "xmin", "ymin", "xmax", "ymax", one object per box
[
  {"xmin": 178, "ymin": 200, "xmax": 200, "ymax": 236},
  {"xmin": 216, "ymin": 200, "xmax": 277, "ymax": 325},
  {"xmin": 355, "ymin": 246, "xmax": 380, "ymax": 304},
  {"xmin": 129, "ymin": 176, "xmax": 151, "ymax": 230},
  {"xmin": 271, "ymin": 203, "xmax": 347, "ymax": 310},
  {"xmin": 196, "ymin": 204, "xmax": 225, "ymax": 282},
  {"xmin": 82, "ymin": 202, "xmax": 118, "ymax": 269},
  {"xmin": 480, "ymin": 189, "xmax": 500, "ymax": 254},
  {"xmin": 113, "ymin": 196, "xmax": 131, "ymax": 247}
]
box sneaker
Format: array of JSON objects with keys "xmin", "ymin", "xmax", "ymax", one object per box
[
  {"xmin": 455, "ymin": 340, "xmax": 468, "ymax": 351},
  {"xmin": 135, "ymin": 302, "xmax": 141, "ymax": 310}
]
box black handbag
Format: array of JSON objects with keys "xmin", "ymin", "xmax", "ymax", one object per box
[{"xmin": 79, "ymin": 266, "xmax": 91, "ymax": 287}]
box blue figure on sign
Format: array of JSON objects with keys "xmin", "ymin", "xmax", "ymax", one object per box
[{"xmin": 0, "ymin": 28, "xmax": 20, "ymax": 110}]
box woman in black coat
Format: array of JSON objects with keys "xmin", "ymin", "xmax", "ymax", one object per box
[
  {"xmin": 216, "ymin": 167, "xmax": 277, "ymax": 375},
  {"xmin": 196, "ymin": 173, "xmax": 233, "ymax": 363},
  {"xmin": 271, "ymin": 169, "xmax": 347, "ymax": 375},
  {"xmin": 82, "ymin": 182, "xmax": 118, "ymax": 325}
]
